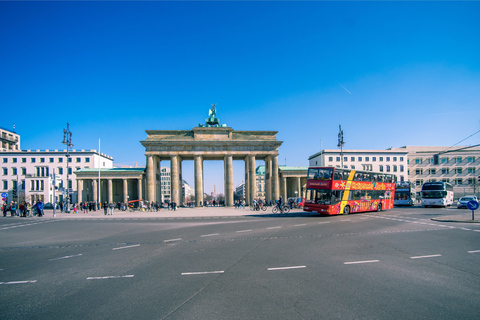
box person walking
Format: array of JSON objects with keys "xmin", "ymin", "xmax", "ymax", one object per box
[
  {"xmin": 103, "ymin": 201, "xmax": 108, "ymax": 215},
  {"xmin": 36, "ymin": 200, "xmax": 44, "ymax": 217},
  {"xmin": 108, "ymin": 202, "xmax": 114, "ymax": 215}
]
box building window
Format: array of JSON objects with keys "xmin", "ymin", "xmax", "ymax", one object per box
[
  {"xmin": 344, "ymin": 157, "xmax": 347, "ymax": 162},
  {"xmin": 441, "ymin": 168, "xmax": 449, "ymax": 174},
  {"xmin": 49, "ymin": 158, "xmax": 54, "ymax": 163},
  {"xmin": 415, "ymin": 169, "xmax": 423, "ymax": 175},
  {"xmin": 365, "ymin": 157, "xmax": 369, "ymax": 161},
  {"xmin": 467, "ymin": 167, "xmax": 476, "ymax": 174},
  {"xmin": 40, "ymin": 158, "xmax": 45, "ymax": 163},
  {"xmin": 386, "ymin": 165, "xmax": 390, "ymax": 172},
  {"xmin": 415, "ymin": 158, "xmax": 422, "ymax": 164},
  {"xmin": 2, "ymin": 158, "xmax": 7, "ymax": 163},
  {"xmin": 31, "ymin": 158, "xmax": 36, "ymax": 163},
  {"xmin": 393, "ymin": 157, "xmax": 397, "ymax": 161},
  {"xmin": 454, "ymin": 168, "xmax": 462, "ymax": 174},
  {"xmin": 467, "ymin": 178, "xmax": 475, "ymax": 184},
  {"xmin": 379, "ymin": 165, "xmax": 384, "ymax": 172},
  {"xmin": 351, "ymin": 157, "xmax": 355, "ymax": 162},
  {"xmin": 2, "ymin": 180, "xmax": 7, "ymax": 189},
  {"xmin": 386, "ymin": 157, "xmax": 390, "ymax": 161},
  {"xmin": 58, "ymin": 168, "xmax": 63, "ymax": 174},
  {"xmin": 58, "ymin": 158, "xmax": 63, "ymax": 163},
  {"xmin": 68, "ymin": 157, "xmax": 72, "ymax": 163},
  {"xmin": 455, "ymin": 178, "xmax": 463, "ymax": 185},
  {"xmin": 351, "ymin": 165, "xmax": 355, "ymax": 169},
  {"xmin": 442, "ymin": 178, "xmax": 450, "ymax": 183},
  {"xmin": 400, "ymin": 165, "xmax": 404, "ymax": 172},
  {"xmin": 68, "ymin": 168, "xmax": 72, "ymax": 175},
  {"xmin": 328, "ymin": 157, "xmax": 333, "ymax": 162},
  {"xmin": 428, "ymin": 169, "xmax": 436, "ymax": 174},
  {"xmin": 372, "ymin": 157, "xmax": 376, "ymax": 161},
  {"xmin": 358, "ymin": 157, "xmax": 362, "ymax": 161},
  {"xmin": 21, "ymin": 168, "xmax": 26, "ymax": 175},
  {"xmin": 393, "ymin": 165, "xmax": 397, "ymax": 172},
  {"xmin": 76, "ymin": 157, "xmax": 81, "ymax": 163},
  {"xmin": 12, "ymin": 168, "xmax": 17, "ymax": 175},
  {"xmin": 454, "ymin": 157, "xmax": 462, "ymax": 163},
  {"xmin": 441, "ymin": 157, "xmax": 449, "ymax": 164},
  {"xmin": 2, "ymin": 168, "xmax": 7, "ymax": 175},
  {"xmin": 12, "ymin": 158, "xmax": 17, "ymax": 163},
  {"xmin": 379, "ymin": 157, "xmax": 384, "ymax": 161},
  {"xmin": 400, "ymin": 157, "xmax": 404, "ymax": 161},
  {"xmin": 21, "ymin": 158, "xmax": 26, "ymax": 163},
  {"xmin": 467, "ymin": 157, "xmax": 475, "ymax": 163},
  {"xmin": 85, "ymin": 158, "xmax": 90, "ymax": 163},
  {"xmin": 415, "ymin": 179, "xmax": 424, "ymax": 187},
  {"xmin": 428, "ymin": 158, "xmax": 434, "ymax": 164}
]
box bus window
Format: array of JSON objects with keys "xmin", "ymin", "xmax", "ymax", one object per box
[
  {"xmin": 333, "ymin": 170, "xmax": 343, "ymax": 181},
  {"xmin": 342, "ymin": 170, "xmax": 351, "ymax": 180},
  {"xmin": 308, "ymin": 168, "xmax": 333, "ymax": 180}
]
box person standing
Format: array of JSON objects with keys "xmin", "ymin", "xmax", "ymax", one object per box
[
  {"xmin": 36, "ymin": 200, "xmax": 44, "ymax": 217},
  {"xmin": 108, "ymin": 202, "xmax": 114, "ymax": 215},
  {"xmin": 103, "ymin": 201, "xmax": 108, "ymax": 215}
]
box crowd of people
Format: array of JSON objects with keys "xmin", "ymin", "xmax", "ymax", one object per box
[{"xmin": 2, "ymin": 200, "xmax": 44, "ymax": 217}]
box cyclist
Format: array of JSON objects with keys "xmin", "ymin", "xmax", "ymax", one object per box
[{"xmin": 277, "ymin": 196, "xmax": 283, "ymax": 213}]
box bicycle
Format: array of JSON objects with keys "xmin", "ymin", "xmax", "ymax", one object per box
[{"xmin": 272, "ymin": 205, "xmax": 290, "ymax": 214}]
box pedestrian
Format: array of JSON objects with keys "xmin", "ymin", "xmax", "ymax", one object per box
[
  {"xmin": 104, "ymin": 201, "xmax": 108, "ymax": 215},
  {"xmin": 73, "ymin": 203, "xmax": 77, "ymax": 214},
  {"xmin": 108, "ymin": 202, "xmax": 114, "ymax": 215},
  {"xmin": 2, "ymin": 202, "xmax": 8, "ymax": 217},
  {"xmin": 36, "ymin": 200, "xmax": 44, "ymax": 217}
]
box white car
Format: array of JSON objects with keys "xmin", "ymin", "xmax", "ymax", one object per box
[{"xmin": 457, "ymin": 196, "xmax": 479, "ymax": 209}]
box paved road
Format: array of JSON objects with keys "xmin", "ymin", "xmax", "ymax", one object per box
[{"xmin": 1, "ymin": 207, "xmax": 479, "ymax": 319}]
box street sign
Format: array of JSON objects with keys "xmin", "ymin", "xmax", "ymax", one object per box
[
  {"xmin": 2, "ymin": 197, "xmax": 7, "ymax": 201},
  {"xmin": 1, "ymin": 193, "xmax": 7, "ymax": 197},
  {"xmin": 467, "ymin": 200, "xmax": 479, "ymax": 211}
]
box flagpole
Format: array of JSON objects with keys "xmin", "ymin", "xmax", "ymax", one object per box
[{"xmin": 98, "ymin": 138, "xmax": 101, "ymax": 206}]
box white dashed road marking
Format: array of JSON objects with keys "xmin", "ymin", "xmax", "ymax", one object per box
[
  {"xmin": 112, "ymin": 244, "xmax": 140, "ymax": 250},
  {"xmin": 0, "ymin": 280, "xmax": 37, "ymax": 285},
  {"xmin": 49, "ymin": 254, "xmax": 83, "ymax": 261},
  {"xmin": 267, "ymin": 266, "xmax": 306, "ymax": 271},
  {"xmin": 344, "ymin": 260, "xmax": 379, "ymax": 265},
  {"xmin": 86, "ymin": 275, "xmax": 134, "ymax": 280},
  {"xmin": 410, "ymin": 254, "xmax": 442, "ymax": 259},
  {"xmin": 181, "ymin": 271, "xmax": 224, "ymax": 275}
]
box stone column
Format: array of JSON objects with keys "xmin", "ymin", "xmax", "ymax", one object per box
[
  {"xmin": 108, "ymin": 179, "xmax": 113, "ymax": 203},
  {"xmin": 77, "ymin": 179, "xmax": 83, "ymax": 204},
  {"xmin": 272, "ymin": 155, "xmax": 280, "ymax": 200},
  {"xmin": 281, "ymin": 176, "xmax": 287, "ymax": 202},
  {"xmin": 245, "ymin": 156, "xmax": 250, "ymax": 204},
  {"xmin": 194, "ymin": 155, "xmax": 203, "ymax": 207},
  {"xmin": 92, "ymin": 179, "xmax": 97, "ymax": 202},
  {"xmin": 265, "ymin": 156, "xmax": 272, "ymax": 204},
  {"xmin": 146, "ymin": 155, "xmax": 155, "ymax": 202},
  {"xmin": 123, "ymin": 179, "xmax": 128, "ymax": 204},
  {"xmin": 138, "ymin": 178, "xmax": 142, "ymax": 202},
  {"xmin": 178, "ymin": 157, "xmax": 183, "ymax": 206},
  {"xmin": 224, "ymin": 155, "xmax": 234, "ymax": 206},
  {"xmin": 248, "ymin": 155, "xmax": 256, "ymax": 204},
  {"xmin": 171, "ymin": 154, "xmax": 180, "ymax": 206}
]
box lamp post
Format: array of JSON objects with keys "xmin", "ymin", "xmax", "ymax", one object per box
[
  {"xmin": 62, "ymin": 123, "xmax": 73, "ymax": 213},
  {"xmin": 337, "ymin": 124, "xmax": 345, "ymax": 168}
]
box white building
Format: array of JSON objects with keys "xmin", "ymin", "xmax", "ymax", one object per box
[
  {"xmin": 1, "ymin": 127, "xmax": 20, "ymax": 152},
  {"xmin": 308, "ymin": 149, "xmax": 409, "ymax": 182},
  {"xmin": 1, "ymin": 149, "xmax": 113, "ymax": 205}
]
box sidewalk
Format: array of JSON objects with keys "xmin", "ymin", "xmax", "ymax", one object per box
[
  {"xmin": 41, "ymin": 206, "xmax": 292, "ymax": 219},
  {"xmin": 431, "ymin": 211, "xmax": 480, "ymax": 223}
]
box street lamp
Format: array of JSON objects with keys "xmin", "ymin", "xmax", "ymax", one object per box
[{"xmin": 62, "ymin": 123, "xmax": 73, "ymax": 212}]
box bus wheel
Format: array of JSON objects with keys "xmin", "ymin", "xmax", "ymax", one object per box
[
  {"xmin": 343, "ymin": 206, "xmax": 350, "ymax": 215},
  {"xmin": 377, "ymin": 204, "xmax": 382, "ymax": 212}
]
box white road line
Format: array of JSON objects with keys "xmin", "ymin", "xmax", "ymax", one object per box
[
  {"xmin": 340, "ymin": 219, "xmax": 351, "ymax": 221},
  {"xmin": 267, "ymin": 266, "xmax": 306, "ymax": 271},
  {"xmin": 49, "ymin": 254, "xmax": 83, "ymax": 261},
  {"xmin": 468, "ymin": 250, "xmax": 480, "ymax": 253},
  {"xmin": 294, "ymin": 224, "xmax": 307, "ymax": 227},
  {"xmin": 344, "ymin": 260, "xmax": 379, "ymax": 265},
  {"xmin": 181, "ymin": 271, "xmax": 224, "ymax": 275},
  {"xmin": 410, "ymin": 254, "xmax": 442, "ymax": 259},
  {"xmin": 318, "ymin": 222, "xmax": 330, "ymax": 224},
  {"xmin": 460, "ymin": 228, "xmax": 472, "ymax": 231},
  {"xmin": 86, "ymin": 275, "xmax": 134, "ymax": 280},
  {"xmin": 267, "ymin": 226, "xmax": 281, "ymax": 230},
  {"xmin": 164, "ymin": 238, "xmax": 182, "ymax": 243},
  {"xmin": 113, "ymin": 244, "xmax": 141, "ymax": 250},
  {"xmin": 474, "ymin": 230, "xmax": 480, "ymax": 233},
  {"xmin": 0, "ymin": 280, "xmax": 37, "ymax": 285},
  {"xmin": 236, "ymin": 230, "xmax": 252, "ymax": 233},
  {"xmin": 201, "ymin": 233, "xmax": 220, "ymax": 237}
]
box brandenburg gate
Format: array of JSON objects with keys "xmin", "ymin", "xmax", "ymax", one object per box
[{"xmin": 141, "ymin": 106, "xmax": 283, "ymax": 207}]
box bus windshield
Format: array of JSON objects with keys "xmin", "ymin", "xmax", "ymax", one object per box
[
  {"xmin": 306, "ymin": 189, "xmax": 342, "ymax": 205},
  {"xmin": 422, "ymin": 191, "xmax": 447, "ymax": 199},
  {"xmin": 307, "ymin": 168, "xmax": 333, "ymax": 180}
]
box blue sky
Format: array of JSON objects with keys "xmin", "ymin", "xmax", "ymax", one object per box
[{"xmin": 1, "ymin": 1, "xmax": 479, "ymax": 194}]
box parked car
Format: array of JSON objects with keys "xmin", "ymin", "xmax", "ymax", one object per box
[{"xmin": 457, "ymin": 196, "xmax": 479, "ymax": 209}]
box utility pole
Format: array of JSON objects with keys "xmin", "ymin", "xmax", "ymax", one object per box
[
  {"xmin": 337, "ymin": 125, "xmax": 345, "ymax": 168},
  {"xmin": 62, "ymin": 123, "xmax": 73, "ymax": 213}
]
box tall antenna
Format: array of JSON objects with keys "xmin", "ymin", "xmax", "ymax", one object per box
[{"xmin": 337, "ymin": 125, "xmax": 345, "ymax": 168}]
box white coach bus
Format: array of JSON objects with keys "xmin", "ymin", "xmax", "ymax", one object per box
[{"xmin": 421, "ymin": 181, "xmax": 454, "ymax": 207}]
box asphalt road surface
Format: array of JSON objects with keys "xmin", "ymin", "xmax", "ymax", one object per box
[{"xmin": 1, "ymin": 207, "xmax": 479, "ymax": 319}]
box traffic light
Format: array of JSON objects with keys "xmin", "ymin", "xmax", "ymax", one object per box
[
  {"xmin": 12, "ymin": 189, "xmax": 17, "ymax": 197},
  {"xmin": 433, "ymin": 154, "xmax": 439, "ymax": 165}
]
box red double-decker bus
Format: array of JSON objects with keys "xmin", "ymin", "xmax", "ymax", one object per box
[{"xmin": 304, "ymin": 167, "xmax": 396, "ymax": 215}]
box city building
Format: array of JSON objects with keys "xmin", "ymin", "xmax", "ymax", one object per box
[
  {"xmin": 1, "ymin": 127, "xmax": 20, "ymax": 152},
  {"xmin": 1, "ymin": 149, "xmax": 113, "ymax": 205},
  {"xmin": 308, "ymin": 149, "xmax": 409, "ymax": 182},
  {"xmin": 235, "ymin": 183, "xmax": 245, "ymax": 200},
  {"xmin": 389, "ymin": 146, "xmax": 480, "ymax": 198}
]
